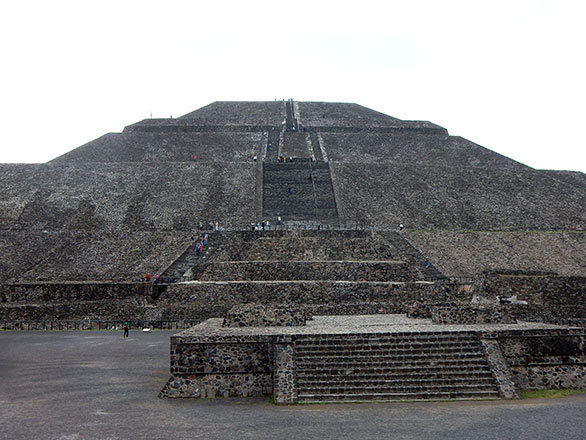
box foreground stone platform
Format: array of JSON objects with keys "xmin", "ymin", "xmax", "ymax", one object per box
[
  {"xmin": 2, "ymin": 331, "xmax": 585, "ymax": 439},
  {"xmin": 160, "ymin": 314, "xmax": 586, "ymax": 403}
]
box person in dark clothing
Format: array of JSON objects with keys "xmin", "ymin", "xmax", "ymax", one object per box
[{"xmin": 123, "ymin": 321, "xmax": 129, "ymax": 338}]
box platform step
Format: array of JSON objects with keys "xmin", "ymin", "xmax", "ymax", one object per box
[{"xmin": 297, "ymin": 390, "xmax": 500, "ymax": 402}]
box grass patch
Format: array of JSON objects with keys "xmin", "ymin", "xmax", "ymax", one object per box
[{"xmin": 521, "ymin": 389, "xmax": 585, "ymax": 399}]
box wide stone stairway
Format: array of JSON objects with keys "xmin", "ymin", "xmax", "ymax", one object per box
[
  {"xmin": 263, "ymin": 161, "xmax": 339, "ymax": 222},
  {"xmin": 294, "ymin": 331, "xmax": 500, "ymax": 402}
]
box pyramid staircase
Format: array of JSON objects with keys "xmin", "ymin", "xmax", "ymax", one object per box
[
  {"xmin": 263, "ymin": 161, "xmax": 339, "ymax": 222},
  {"xmin": 294, "ymin": 331, "xmax": 500, "ymax": 402},
  {"xmin": 159, "ymin": 233, "xmax": 226, "ymax": 282}
]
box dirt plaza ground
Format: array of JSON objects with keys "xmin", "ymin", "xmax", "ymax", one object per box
[{"xmin": 0, "ymin": 330, "xmax": 584, "ymax": 440}]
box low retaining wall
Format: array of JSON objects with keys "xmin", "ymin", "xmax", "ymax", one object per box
[
  {"xmin": 0, "ymin": 282, "xmax": 159, "ymax": 324},
  {"xmin": 493, "ymin": 329, "xmax": 586, "ymax": 390},
  {"xmin": 0, "ymin": 319, "xmax": 201, "ymax": 331},
  {"xmin": 1, "ymin": 282, "xmax": 154, "ymax": 302},
  {"xmin": 161, "ymin": 331, "xmax": 274, "ymax": 398}
]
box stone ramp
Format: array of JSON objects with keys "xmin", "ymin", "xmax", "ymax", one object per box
[{"xmin": 295, "ymin": 331, "xmax": 500, "ymax": 402}]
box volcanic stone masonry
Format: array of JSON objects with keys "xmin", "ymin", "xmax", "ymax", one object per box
[{"xmin": 0, "ymin": 100, "xmax": 584, "ymax": 402}]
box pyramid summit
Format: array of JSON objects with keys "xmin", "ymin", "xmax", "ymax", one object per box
[{"xmin": 0, "ymin": 99, "xmax": 583, "ymax": 321}]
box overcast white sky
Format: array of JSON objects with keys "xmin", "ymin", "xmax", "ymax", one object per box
[{"xmin": 0, "ymin": 0, "xmax": 584, "ymax": 172}]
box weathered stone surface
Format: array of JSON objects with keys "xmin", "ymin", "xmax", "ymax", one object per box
[
  {"xmin": 432, "ymin": 306, "xmax": 517, "ymax": 324},
  {"xmin": 405, "ymin": 231, "xmax": 585, "ymax": 278},
  {"xmin": 479, "ymin": 337, "xmax": 521, "ymax": 399},
  {"xmin": 222, "ymin": 303, "xmax": 307, "ymax": 327},
  {"xmin": 161, "ymin": 314, "xmax": 586, "ymax": 401}
]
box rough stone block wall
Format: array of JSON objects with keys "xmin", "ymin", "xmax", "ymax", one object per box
[
  {"xmin": 222, "ymin": 304, "xmax": 307, "ymax": 327},
  {"xmin": 0, "ymin": 282, "xmax": 157, "ymax": 321},
  {"xmin": 160, "ymin": 373, "xmax": 272, "ymax": 398},
  {"xmin": 494, "ymin": 329, "xmax": 586, "ymax": 390},
  {"xmin": 478, "ymin": 275, "xmax": 585, "ymax": 306},
  {"xmin": 197, "ymin": 261, "xmax": 418, "ymax": 282},
  {"xmin": 479, "ymin": 338, "xmax": 521, "ymax": 399},
  {"xmin": 432, "ymin": 306, "xmax": 516, "ymax": 324},
  {"xmin": 170, "ymin": 341, "xmax": 272, "ymax": 375},
  {"xmin": 273, "ymin": 340, "xmax": 297, "ymax": 403},
  {"xmin": 510, "ymin": 365, "xmax": 586, "ymax": 390},
  {"xmin": 160, "ymin": 330, "xmax": 274, "ymax": 399},
  {"xmin": 157, "ymin": 281, "xmax": 461, "ymax": 321}
]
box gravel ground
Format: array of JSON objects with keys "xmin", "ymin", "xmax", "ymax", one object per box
[{"xmin": 0, "ymin": 330, "xmax": 584, "ymax": 440}]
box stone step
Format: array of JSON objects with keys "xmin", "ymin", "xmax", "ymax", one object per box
[
  {"xmin": 299, "ymin": 382, "xmax": 498, "ymax": 395},
  {"xmin": 297, "ymin": 364, "xmax": 493, "ymax": 375},
  {"xmin": 296, "ymin": 357, "xmax": 490, "ymax": 370},
  {"xmin": 297, "ymin": 369, "xmax": 494, "ymax": 384},
  {"xmin": 295, "ymin": 347, "xmax": 483, "ymax": 359},
  {"xmin": 294, "ymin": 334, "xmax": 480, "ymax": 346},
  {"xmin": 295, "ymin": 341, "xmax": 481, "ymax": 353},
  {"xmin": 297, "ymin": 390, "xmax": 500, "ymax": 402}
]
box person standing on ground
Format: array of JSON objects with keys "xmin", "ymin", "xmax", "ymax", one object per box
[{"xmin": 123, "ymin": 321, "xmax": 129, "ymax": 338}]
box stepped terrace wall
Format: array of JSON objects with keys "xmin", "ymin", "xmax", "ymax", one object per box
[
  {"xmin": 180, "ymin": 101, "xmax": 284, "ymax": 126},
  {"xmin": 0, "ymin": 282, "xmax": 157, "ymax": 321},
  {"xmin": 475, "ymin": 274, "xmax": 586, "ymax": 324},
  {"xmin": 321, "ymin": 132, "xmax": 526, "ymax": 169},
  {"xmin": 0, "ymin": 163, "xmax": 256, "ymax": 231},
  {"xmin": 156, "ymin": 281, "xmax": 460, "ymax": 321},
  {"xmin": 331, "ymin": 163, "xmax": 585, "ymax": 230},
  {"xmin": 199, "ymin": 230, "xmax": 429, "ymax": 265},
  {"xmin": 298, "ymin": 102, "xmax": 405, "ymax": 128},
  {"xmin": 50, "ymin": 131, "xmax": 264, "ymax": 164},
  {"xmin": 0, "ymin": 230, "xmax": 187, "ymax": 283},
  {"xmin": 493, "ymin": 329, "xmax": 586, "ymax": 390},
  {"xmin": 195, "ymin": 261, "xmax": 420, "ymax": 282},
  {"xmin": 0, "ymin": 163, "xmax": 256, "ymax": 282},
  {"xmin": 405, "ymin": 231, "xmax": 585, "ymax": 278}
]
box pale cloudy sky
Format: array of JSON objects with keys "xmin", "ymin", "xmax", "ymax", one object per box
[{"xmin": 0, "ymin": 0, "xmax": 585, "ymax": 172}]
